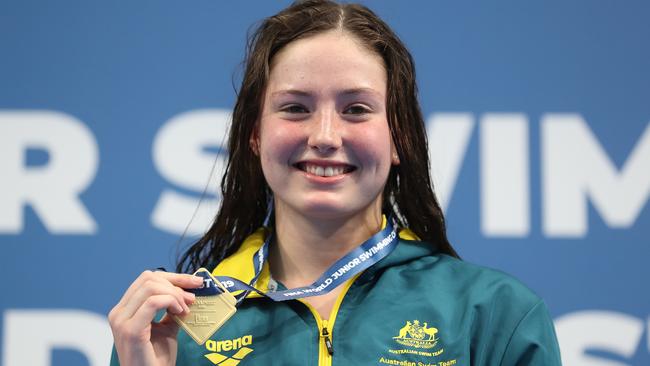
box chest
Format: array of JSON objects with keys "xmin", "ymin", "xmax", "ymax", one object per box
[{"xmin": 176, "ymin": 290, "xmax": 475, "ymax": 366}]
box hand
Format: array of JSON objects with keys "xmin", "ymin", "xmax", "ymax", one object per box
[{"xmin": 108, "ymin": 270, "xmax": 204, "ymax": 366}]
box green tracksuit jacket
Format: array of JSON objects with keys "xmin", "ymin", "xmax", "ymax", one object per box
[{"xmin": 111, "ymin": 227, "xmax": 562, "ymax": 366}]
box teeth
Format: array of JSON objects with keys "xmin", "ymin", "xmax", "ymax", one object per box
[{"xmin": 302, "ymin": 164, "xmax": 348, "ymax": 177}]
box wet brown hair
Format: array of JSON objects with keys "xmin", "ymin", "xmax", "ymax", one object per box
[{"xmin": 177, "ymin": 0, "xmax": 458, "ymax": 273}]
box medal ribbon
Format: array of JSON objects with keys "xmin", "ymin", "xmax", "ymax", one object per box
[{"xmin": 207, "ymin": 218, "xmax": 398, "ymax": 303}]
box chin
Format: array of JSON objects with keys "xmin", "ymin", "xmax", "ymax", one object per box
[
  {"xmin": 296, "ymin": 198, "xmax": 381, "ymax": 221},
  {"xmin": 292, "ymin": 200, "xmax": 356, "ymax": 219},
  {"xmin": 300, "ymin": 204, "xmax": 350, "ymax": 219}
]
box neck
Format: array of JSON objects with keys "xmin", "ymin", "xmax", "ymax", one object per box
[{"xmin": 269, "ymin": 204, "xmax": 383, "ymax": 288}]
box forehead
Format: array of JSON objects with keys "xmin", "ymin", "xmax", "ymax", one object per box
[{"xmin": 267, "ymin": 30, "xmax": 387, "ymax": 95}]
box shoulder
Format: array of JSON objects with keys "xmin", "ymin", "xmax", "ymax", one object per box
[
  {"xmin": 407, "ymin": 239, "xmax": 539, "ymax": 301},
  {"xmin": 434, "ymin": 254, "xmax": 542, "ymax": 309},
  {"xmin": 389, "ymin": 238, "xmax": 542, "ymax": 309},
  {"xmin": 380, "ymin": 239, "xmax": 562, "ymax": 364}
]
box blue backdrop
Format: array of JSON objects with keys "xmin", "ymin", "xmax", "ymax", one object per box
[{"xmin": 1, "ymin": 1, "xmax": 649, "ymax": 365}]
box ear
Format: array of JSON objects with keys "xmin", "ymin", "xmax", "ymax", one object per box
[
  {"xmin": 390, "ymin": 141, "xmax": 400, "ymax": 165},
  {"xmin": 250, "ymin": 122, "xmax": 261, "ymax": 156}
]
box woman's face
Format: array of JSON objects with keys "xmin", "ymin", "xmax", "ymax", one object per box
[{"xmin": 256, "ymin": 30, "xmax": 399, "ymax": 222}]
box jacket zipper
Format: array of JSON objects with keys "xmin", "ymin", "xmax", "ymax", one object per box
[
  {"xmin": 301, "ymin": 274, "xmax": 361, "ymax": 366},
  {"xmin": 309, "ymin": 306, "xmax": 336, "ymax": 366},
  {"xmin": 321, "ymin": 323, "xmax": 334, "ymax": 355},
  {"xmin": 318, "ymin": 319, "xmax": 334, "ymax": 365}
]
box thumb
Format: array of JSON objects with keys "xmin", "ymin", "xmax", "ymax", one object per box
[{"xmin": 154, "ymin": 313, "xmax": 182, "ymax": 337}]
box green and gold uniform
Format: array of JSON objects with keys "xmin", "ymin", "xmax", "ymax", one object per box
[{"xmin": 111, "ymin": 225, "xmax": 562, "ymax": 366}]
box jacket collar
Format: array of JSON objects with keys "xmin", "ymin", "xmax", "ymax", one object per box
[{"xmin": 211, "ymin": 217, "xmax": 436, "ymax": 297}]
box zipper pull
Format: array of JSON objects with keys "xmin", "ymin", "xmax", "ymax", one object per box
[{"xmin": 322, "ymin": 327, "xmax": 334, "ymax": 355}]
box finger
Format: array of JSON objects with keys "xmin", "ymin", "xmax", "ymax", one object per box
[
  {"xmin": 152, "ymin": 273, "xmax": 201, "ymax": 304},
  {"xmin": 118, "ymin": 270, "xmax": 168, "ymax": 309},
  {"xmin": 119, "ymin": 271, "xmax": 201, "ymax": 309},
  {"xmin": 156, "ymin": 272, "xmax": 205, "ymax": 289},
  {"xmin": 120, "ymin": 280, "xmax": 192, "ymax": 319},
  {"xmin": 151, "ymin": 313, "xmax": 182, "ymax": 340},
  {"xmin": 127, "ymin": 294, "xmax": 185, "ymax": 333},
  {"xmin": 158, "ymin": 312, "xmax": 182, "ymax": 329}
]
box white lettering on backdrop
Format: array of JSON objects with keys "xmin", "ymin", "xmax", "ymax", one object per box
[
  {"xmin": 555, "ymin": 310, "xmax": 646, "ymax": 366},
  {"xmin": 2, "ymin": 309, "xmax": 112, "ymax": 366},
  {"xmin": 1, "ymin": 109, "xmax": 647, "ymax": 238},
  {"xmin": 151, "ymin": 109, "xmax": 230, "ymax": 236},
  {"xmin": 2, "ymin": 308, "xmax": 647, "ymax": 365},
  {"xmin": 542, "ymin": 114, "xmax": 650, "ymax": 237},
  {"xmin": 0, "ymin": 111, "xmax": 98, "ymax": 234},
  {"xmin": 480, "ymin": 113, "xmax": 530, "ymax": 236}
]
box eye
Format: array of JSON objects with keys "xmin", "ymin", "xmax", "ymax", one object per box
[
  {"xmin": 343, "ymin": 104, "xmax": 372, "ymax": 115},
  {"xmin": 280, "ymin": 104, "xmax": 309, "ymax": 114}
]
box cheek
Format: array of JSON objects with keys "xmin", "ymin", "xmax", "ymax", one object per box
[
  {"xmin": 348, "ymin": 124, "xmax": 393, "ymax": 168},
  {"xmin": 259, "ymin": 122, "xmax": 305, "ymax": 168}
]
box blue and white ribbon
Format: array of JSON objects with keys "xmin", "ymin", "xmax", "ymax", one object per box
[{"xmin": 210, "ymin": 218, "xmax": 399, "ymax": 303}]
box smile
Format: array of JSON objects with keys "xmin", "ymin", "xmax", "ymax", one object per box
[{"xmin": 294, "ymin": 162, "xmax": 356, "ymax": 177}]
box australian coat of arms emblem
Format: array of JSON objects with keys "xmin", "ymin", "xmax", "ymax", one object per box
[{"xmin": 393, "ymin": 320, "xmax": 439, "ymax": 349}]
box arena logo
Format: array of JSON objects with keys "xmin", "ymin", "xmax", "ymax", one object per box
[
  {"xmin": 1, "ymin": 309, "xmax": 648, "ymax": 366},
  {"xmin": 0, "ymin": 109, "xmax": 648, "ymax": 238}
]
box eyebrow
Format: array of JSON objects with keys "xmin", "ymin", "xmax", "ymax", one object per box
[
  {"xmin": 270, "ymin": 87, "xmax": 383, "ymax": 98},
  {"xmin": 270, "ymin": 89, "xmax": 311, "ymax": 98}
]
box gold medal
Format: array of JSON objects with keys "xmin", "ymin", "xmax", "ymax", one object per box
[{"xmin": 172, "ymin": 268, "xmax": 237, "ymax": 345}]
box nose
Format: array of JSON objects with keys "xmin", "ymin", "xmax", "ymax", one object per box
[{"xmin": 307, "ymin": 108, "xmax": 342, "ymax": 153}]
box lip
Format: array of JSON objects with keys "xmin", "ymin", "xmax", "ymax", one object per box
[{"xmin": 292, "ymin": 159, "xmax": 357, "ymax": 182}]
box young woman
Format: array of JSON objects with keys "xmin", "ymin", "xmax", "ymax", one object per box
[{"xmin": 109, "ymin": 1, "xmax": 562, "ymax": 365}]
